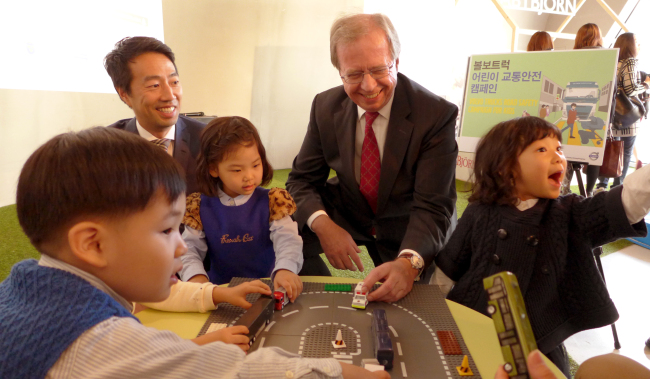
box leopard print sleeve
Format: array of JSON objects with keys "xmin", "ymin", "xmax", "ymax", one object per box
[
  {"xmin": 268, "ymin": 188, "xmax": 297, "ymax": 222},
  {"xmin": 183, "ymin": 192, "xmax": 203, "ymax": 231}
]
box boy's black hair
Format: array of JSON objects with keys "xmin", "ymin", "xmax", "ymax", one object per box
[
  {"xmin": 196, "ymin": 116, "xmax": 273, "ymax": 197},
  {"xmin": 16, "ymin": 127, "xmax": 186, "ymax": 251},
  {"xmin": 468, "ymin": 117, "xmax": 563, "ymax": 206}
]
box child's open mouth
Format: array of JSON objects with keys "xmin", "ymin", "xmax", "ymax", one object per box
[{"xmin": 548, "ymin": 171, "xmax": 563, "ymax": 186}]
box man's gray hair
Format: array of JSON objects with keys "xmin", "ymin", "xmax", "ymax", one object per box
[{"xmin": 330, "ymin": 13, "xmax": 401, "ymax": 71}]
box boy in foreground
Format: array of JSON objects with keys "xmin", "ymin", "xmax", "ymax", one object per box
[{"xmin": 0, "ymin": 127, "xmax": 388, "ymax": 379}]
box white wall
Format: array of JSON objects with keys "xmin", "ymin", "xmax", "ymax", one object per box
[
  {"xmin": 0, "ymin": 0, "xmax": 163, "ymax": 207},
  {"xmin": 162, "ymin": 0, "xmax": 363, "ymax": 169},
  {"xmin": 0, "ymin": 91, "xmax": 133, "ymax": 207}
]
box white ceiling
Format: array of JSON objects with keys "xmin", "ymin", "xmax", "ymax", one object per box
[{"xmin": 499, "ymin": 0, "xmax": 637, "ymax": 50}]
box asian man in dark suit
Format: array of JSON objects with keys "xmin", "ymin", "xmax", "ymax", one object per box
[
  {"xmin": 104, "ymin": 37, "xmax": 204, "ymax": 194},
  {"xmin": 286, "ymin": 13, "xmax": 458, "ymax": 303}
]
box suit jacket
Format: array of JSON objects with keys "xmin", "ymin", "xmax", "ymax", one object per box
[
  {"xmin": 286, "ymin": 73, "xmax": 458, "ymax": 268},
  {"xmin": 108, "ymin": 116, "xmax": 205, "ymax": 194}
]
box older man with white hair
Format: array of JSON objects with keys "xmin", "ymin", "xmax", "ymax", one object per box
[{"xmin": 287, "ymin": 13, "xmax": 458, "ymax": 302}]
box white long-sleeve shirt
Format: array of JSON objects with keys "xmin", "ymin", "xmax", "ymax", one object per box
[
  {"xmin": 140, "ymin": 281, "xmax": 219, "ymax": 313},
  {"xmin": 39, "ymin": 256, "xmax": 342, "ymax": 379},
  {"xmin": 179, "ymin": 186, "xmax": 303, "ymax": 282}
]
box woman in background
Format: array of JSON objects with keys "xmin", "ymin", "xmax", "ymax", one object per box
[
  {"xmin": 573, "ymin": 23, "xmax": 603, "ymax": 49},
  {"xmin": 563, "ymin": 24, "xmax": 604, "ymax": 196},
  {"xmin": 527, "ymin": 31, "xmax": 553, "ymax": 52},
  {"xmin": 594, "ymin": 32, "xmax": 650, "ymax": 193}
]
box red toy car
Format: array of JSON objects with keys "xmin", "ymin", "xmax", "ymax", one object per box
[{"xmin": 274, "ymin": 287, "xmax": 289, "ymax": 311}]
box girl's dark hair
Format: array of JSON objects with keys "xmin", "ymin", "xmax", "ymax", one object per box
[
  {"xmin": 614, "ymin": 32, "xmax": 638, "ymax": 61},
  {"xmin": 196, "ymin": 116, "xmax": 273, "ymax": 197},
  {"xmin": 17, "ymin": 127, "xmax": 185, "ymax": 251},
  {"xmin": 468, "ymin": 117, "xmax": 563, "ymax": 206},
  {"xmin": 527, "ymin": 31, "xmax": 554, "ymax": 51}
]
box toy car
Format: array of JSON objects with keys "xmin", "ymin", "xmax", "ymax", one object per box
[
  {"xmin": 351, "ymin": 282, "xmax": 368, "ymax": 310},
  {"xmin": 274, "ymin": 287, "xmax": 289, "ymax": 311},
  {"xmin": 361, "ymin": 358, "xmax": 385, "ymax": 372},
  {"xmin": 234, "ymin": 295, "xmax": 274, "ymax": 346},
  {"xmin": 483, "ymin": 272, "xmax": 537, "ymax": 377},
  {"xmin": 371, "ymin": 309, "xmax": 393, "ymax": 369}
]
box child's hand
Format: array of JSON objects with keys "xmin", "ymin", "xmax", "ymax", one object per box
[
  {"xmin": 274, "ymin": 269, "xmax": 303, "ymax": 302},
  {"xmin": 191, "ymin": 325, "xmax": 250, "ymax": 351},
  {"xmin": 213, "ymin": 280, "xmax": 271, "ymax": 309},
  {"xmin": 340, "ymin": 362, "xmax": 390, "ymax": 379},
  {"xmin": 494, "ymin": 350, "xmax": 556, "ymax": 379}
]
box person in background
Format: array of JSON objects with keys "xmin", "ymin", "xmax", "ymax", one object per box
[
  {"xmin": 574, "ymin": 23, "xmax": 603, "ymax": 50},
  {"xmin": 594, "ymin": 32, "xmax": 650, "ymax": 194},
  {"xmin": 527, "ymin": 31, "xmax": 554, "ymax": 52},
  {"xmin": 557, "ymin": 23, "xmax": 604, "ymax": 196}
]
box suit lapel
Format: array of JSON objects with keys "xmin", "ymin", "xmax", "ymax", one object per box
[
  {"xmin": 377, "ymin": 81, "xmax": 413, "ymax": 213},
  {"xmin": 174, "ymin": 117, "xmax": 191, "ymax": 169},
  {"xmin": 334, "ymin": 98, "xmax": 358, "ymax": 183},
  {"xmin": 126, "ymin": 118, "xmax": 139, "ymax": 135}
]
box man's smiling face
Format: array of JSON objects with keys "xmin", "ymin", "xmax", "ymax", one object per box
[
  {"xmin": 337, "ymin": 27, "xmax": 398, "ymax": 113},
  {"xmin": 118, "ymin": 52, "xmax": 182, "ymax": 136}
]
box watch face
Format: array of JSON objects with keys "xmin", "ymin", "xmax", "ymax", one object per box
[{"xmin": 411, "ymin": 255, "xmax": 423, "ymax": 268}]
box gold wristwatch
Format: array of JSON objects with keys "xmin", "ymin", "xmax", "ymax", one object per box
[{"xmin": 398, "ymin": 252, "xmax": 424, "ymax": 281}]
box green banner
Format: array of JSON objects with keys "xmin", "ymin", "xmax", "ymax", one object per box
[{"xmin": 458, "ymin": 49, "xmax": 618, "ymax": 165}]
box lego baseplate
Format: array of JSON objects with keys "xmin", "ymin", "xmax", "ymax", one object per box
[{"xmin": 199, "ymin": 278, "xmax": 478, "ymax": 379}]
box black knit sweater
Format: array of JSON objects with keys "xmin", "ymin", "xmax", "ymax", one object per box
[{"xmin": 436, "ymin": 186, "xmax": 647, "ymax": 353}]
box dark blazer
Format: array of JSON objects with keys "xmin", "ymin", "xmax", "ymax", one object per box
[
  {"xmin": 108, "ymin": 115, "xmax": 205, "ymax": 194},
  {"xmin": 437, "ymin": 186, "xmax": 646, "ymax": 354},
  {"xmin": 286, "ymin": 73, "xmax": 458, "ymax": 268}
]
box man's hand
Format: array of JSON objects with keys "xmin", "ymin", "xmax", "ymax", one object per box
[
  {"xmin": 340, "ymin": 362, "xmax": 390, "ymax": 379},
  {"xmin": 273, "ymin": 269, "xmax": 303, "ymax": 302},
  {"xmin": 363, "ymin": 258, "xmax": 418, "ymax": 303},
  {"xmin": 191, "ymin": 325, "xmax": 250, "ymax": 351},
  {"xmin": 494, "ymin": 350, "xmax": 557, "ymax": 379},
  {"xmin": 213, "ymin": 280, "xmax": 271, "ymax": 309},
  {"xmin": 312, "ymin": 215, "xmax": 364, "ymax": 271}
]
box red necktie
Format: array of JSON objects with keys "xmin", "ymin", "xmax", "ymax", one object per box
[{"xmin": 360, "ymin": 111, "xmax": 380, "ymax": 213}]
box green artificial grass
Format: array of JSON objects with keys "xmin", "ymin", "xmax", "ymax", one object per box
[{"xmin": 0, "ymin": 205, "xmax": 39, "ymax": 280}]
